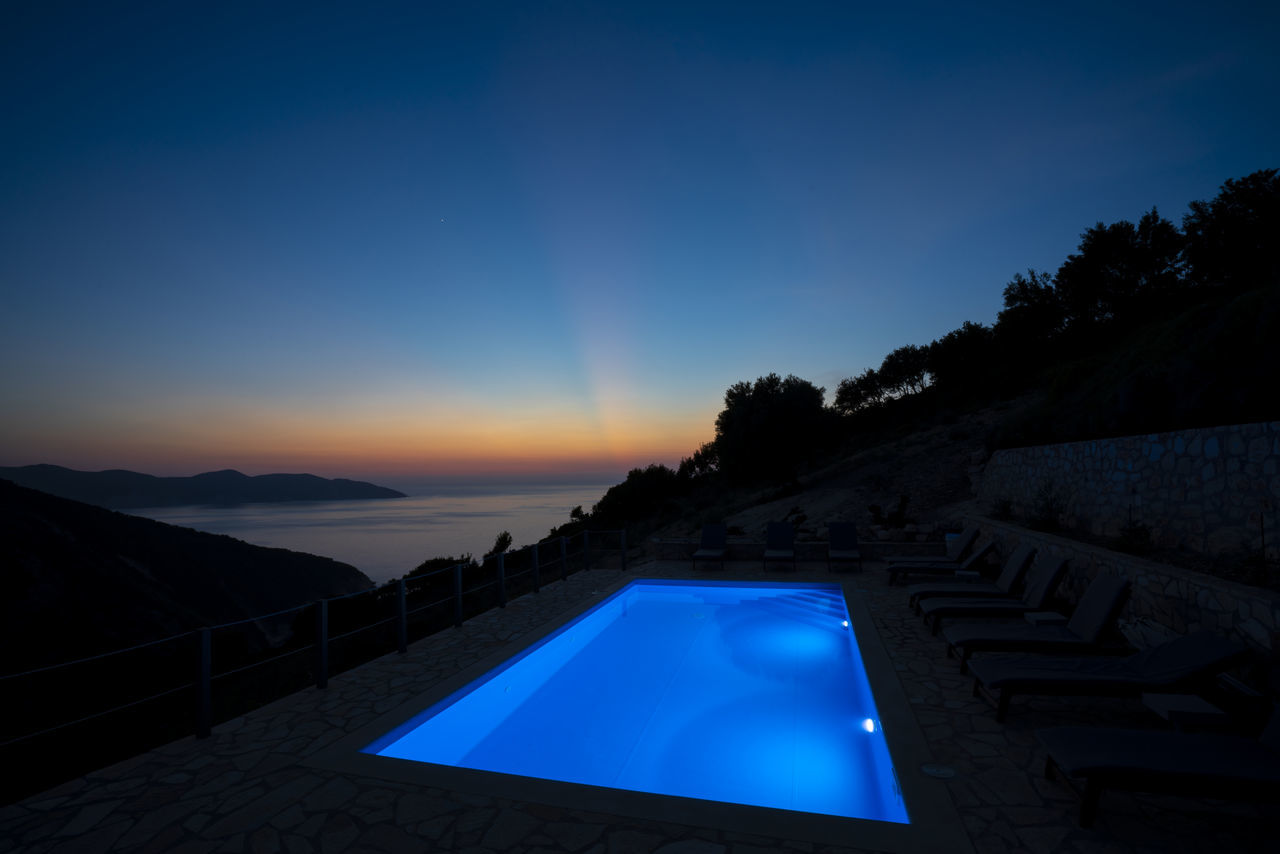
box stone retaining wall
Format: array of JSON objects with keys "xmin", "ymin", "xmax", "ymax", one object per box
[
  {"xmin": 966, "ymin": 516, "xmax": 1279, "ymax": 670},
  {"xmin": 978, "ymin": 421, "xmax": 1280, "ymax": 559}
]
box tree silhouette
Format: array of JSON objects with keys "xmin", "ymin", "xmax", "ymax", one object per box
[
  {"xmin": 676, "ymin": 441, "xmax": 719, "ymax": 479},
  {"xmin": 589, "ymin": 464, "xmax": 684, "ymax": 525},
  {"xmin": 714, "ymin": 373, "xmax": 828, "ymax": 482},
  {"xmin": 408, "ymin": 554, "xmax": 475, "ymax": 578},
  {"xmin": 997, "ymin": 269, "xmax": 1061, "ymax": 336},
  {"xmin": 833, "ymin": 368, "xmax": 887, "ymax": 414},
  {"xmin": 488, "ymin": 530, "xmax": 512, "ymax": 555},
  {"xmin": 928, "ymin": 321, "xmax": 995, "ymax": 397},
  {"xmin": 1183, "ymin": 168, "xmax": 1280, "ymax": 292},
  {"xmin": 877, "ymin": 345, "xmax": 931, "ymax": 396},
  {"xmin": 1052, "ymin": 209, "xmax": 1182, "ymax": 335}
]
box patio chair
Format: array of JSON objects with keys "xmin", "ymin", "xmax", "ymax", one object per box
[
  {"xmin": 920, "ymin": 555, "xmax": 1067, "ymax": 634},
  {"xmin": 762, "ymin": 522, "xmax": 795, "ymax": 571},
  {"xmin": 826, "ymin": 522, "xmax": 862, "ymax": 572},
  {"xmin": 1036, "ymin": 705, "xmax": 1280, "ymax": 827},
  {"xmin": 691, "ymin": 524, "xmax": 727, "ymax": 570},
  {"xmin": 888, "ymin": 539, "xmax": 996, "ymax": 586},
  {"xmin": 970, "ymin": 631, "xmax": 1249, "ymax": 721},
  {"xmin": 907, "ymin": 544, "xmax": 1037, "ymax": 612},
  {"xmin": 884, "ymin": 527, "xmax": 978, "ymax": 565},
  {"xmin": 943, "ymin": 572, "xmax": 1131, "ymax": 673}
]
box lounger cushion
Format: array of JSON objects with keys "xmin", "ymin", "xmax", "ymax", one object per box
[
  {"xmin": 907, "ymin": 581, "xmax": 1007, "ymax": 607},
  {"xmin": 889, "ymin": 541, "xmax": 997, "ymax": 583},
  {"xmin": 970, "ymin": 632, "xmax": 1246, "ymax": 692},
  {"xmin": 943, "ymin": 622, "xmax": 1095, "ymax": 653},
  {"xmin": 921, "ymin": 596, "xmax": 1041, "ymax": 620},
  {"xmin": 906, "ymin": 544, "xmax": 1036, "ymax": 606},
  {"xmin": 693, "ymin": 525, "xmax": 727, "ymax": 563},
  {"xmin": 1038, "ymin": 726, "xmax": 1280, "ymax": 787}
]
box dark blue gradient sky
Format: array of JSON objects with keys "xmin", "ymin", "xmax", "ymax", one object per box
[{"xmin": 3, "ymin": 1, "xmax": 1277, "ymax": 478}]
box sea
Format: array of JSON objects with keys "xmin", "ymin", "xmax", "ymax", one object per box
[{"xmin": 133, "ymin": 479, "xmax": 617, "ymax": 585}]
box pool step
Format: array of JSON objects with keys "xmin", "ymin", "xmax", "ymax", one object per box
[{"xmin": 753, "ymin": 592, "xmax": 849, "ymax": 632}]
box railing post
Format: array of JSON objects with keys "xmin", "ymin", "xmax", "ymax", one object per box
[
  {"xmin": 315, "ymin": 599, "xmax": 329, "ymax": 690},
  {"xmin": 584, "ymin": 530, "xmax": 591, "ymax": 570},
  {"xmin": 396, "ymin": 578, "xmax": 407, "ymax": 654},
  {"xmin": 560, "ymin": 536, "xmax": 567, "ymax": 580},
  {"xmin": 532, "ymin": 543, "xmax": 541, "ymax": 593},
  {"xmin": 621, "ymin": 529, "xmax": 627, "ymax": 571},
  {"xmin": 453, "ymin": 563, "xmax": 464, "ymax": 627},
  {"xmin": 497, "ymin": 552, "xmax": 507, "ymax": 607},
  {"xmin": 196, "ymin": 628, "xmax": 212, "ymax": 738}
]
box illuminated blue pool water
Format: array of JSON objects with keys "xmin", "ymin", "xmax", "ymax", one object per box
[{"xmin": 364, "ymin": 580, "xmax": 909, "ymax": 823}]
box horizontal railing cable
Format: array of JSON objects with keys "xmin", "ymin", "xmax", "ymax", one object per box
[
  {"xmin": 210, "ymin": 644, "xmax": 312, "ymax": 681},
  {"xmin": 328, "ymin": 585, "xmax": 382, "ymax": 602},
  {"xmin": 0, "ymin": 681, "xmax": 193, "ymax": 749},
  {"xmin": 211, "ymin": 602, "xmax": 312, "ymax": 630},
  {"xmin": 407, "ymin": 598, "xmax": 452, "ymax": 617},
  {"xmin": 0, "ymin": 629, "xmax": 196, "ymax": 681},
  {"xmin": 330, "ymin": 615, "xmax": 397, "ymax": 643}
]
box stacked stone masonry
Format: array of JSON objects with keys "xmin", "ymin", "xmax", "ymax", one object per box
[
  {"xmin": 978, "ymin": 420, "xmax": 1280, "ymax": 559},
  {"xmin": 965, "ymin": 516, "xmax": 1279, "ymax": 661}
]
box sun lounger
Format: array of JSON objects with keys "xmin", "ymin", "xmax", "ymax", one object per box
[
  {"xmin": 826, "ymin": 522, "xmax": 862, "ymax": 572},
  {"xmin": 885, "ymin": 527, "xmax": 978, "ymax": 565},
  {"xmin": 691, "ymin": 524, "xmax": 727, "ymax": 570},
  {"xmin": 907, "ymin": 544, "xmax": 1036, "ymax": 612},
  {"xmin": 762, "ymin": 522, "xmax": 795, "ymax": 571},
  {"xmin": 943, "ymin": 572, "xmax": 1130, "ymax": 673},
  {"xmin": 888, "ymin": 539, "xmax": 996, "ymax": 586},
  {"xmin": 1036, "ymin": 706, "xmax": 1280, "ymax": 827},
  {"xmin": 921, "ymin": 556, "xmax": 1067, "ymax": 634},
  {"xmin": 970, "ymin": 631, "xmax": 1249, "ymax": 721}
]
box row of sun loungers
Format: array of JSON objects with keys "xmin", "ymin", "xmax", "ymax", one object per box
[
  {"xmin": 693, "ymin": 521, "xmax": 1002, "ymax": 576},
  {"xmin": 904, "ymin": 538, "xmax": 1274, "ymax": 827},
  {"xmin": 690, "ymin": 521, "xmax": 863, "ymax": 572},
  {"xmin": 922, "ymin": 554, "xmax": 1066, "ymax": 634},
  {"xmin": 969, "ymin": 632, "xmax": 1249, "ymax": 721},
  {"xmin": 944, "ymin": 571, "xmax": 1132, "ymax": 672},
  {"xmin": 906, "ymin": 542, "xmax": 1036, "ymax": 610},
  {"xmin": 887, "ymin": 538, "xmax": 997, "ymax": 586}
]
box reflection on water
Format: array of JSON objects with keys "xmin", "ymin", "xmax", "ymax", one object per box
[{"xmin": 133, "ymin": 481, "xmax": 614, "ymax": 584}]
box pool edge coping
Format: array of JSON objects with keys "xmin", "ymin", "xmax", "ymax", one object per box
[{"xmin": 305, "ymin": 574, "xmax": 975, "ymax": 853}]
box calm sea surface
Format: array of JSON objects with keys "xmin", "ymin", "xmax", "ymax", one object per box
[{"xmin": 134, "ymin": 480, "xmax": 616, "ymax": 585}]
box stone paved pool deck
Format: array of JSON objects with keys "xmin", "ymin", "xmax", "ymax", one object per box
[{"xmin": 2, "ymin": 560, "xmax": 1272, "ymax": 853}]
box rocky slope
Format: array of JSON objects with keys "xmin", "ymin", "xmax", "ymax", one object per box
[{"xmin": 1, "ymin": 479, "xmax": 372, "ymax": 673}]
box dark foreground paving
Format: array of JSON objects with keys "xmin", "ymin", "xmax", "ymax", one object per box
[{"xmin": 2, "ymin": 560, "xmax": 1273, "ymax": 853}]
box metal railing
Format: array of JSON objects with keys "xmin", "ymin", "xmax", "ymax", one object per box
[{"xmin": 0, "ymin": 528, "xmax": 626, "ymax": 804}]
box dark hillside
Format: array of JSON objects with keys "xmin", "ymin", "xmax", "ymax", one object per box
[
  {"xmin": 0, "ymin": 480, "xmax": 372, "ymax": 673},
  {"xmin": 990, "ymin": 284, "xmax": 1280, "ymax": 450}
]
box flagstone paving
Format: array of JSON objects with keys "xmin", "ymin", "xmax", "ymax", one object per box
[{"xmin": 2, "ymin": 560, "xmax": 1272, "ymax": 853}]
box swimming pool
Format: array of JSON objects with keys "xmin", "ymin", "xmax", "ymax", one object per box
[{"xmin": 362, "ymin": 579, "xmax": 909, "ymax": 823}]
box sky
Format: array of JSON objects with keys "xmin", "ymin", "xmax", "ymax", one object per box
[{"xmin": 2, "ymin": 1, "xmax": 1278, "ymax": 483}]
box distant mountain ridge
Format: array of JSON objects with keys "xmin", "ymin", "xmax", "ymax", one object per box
[{"xmin": 0, "ymin": 464, "xmax": 406, "ymax": 509}]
